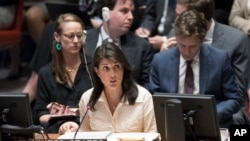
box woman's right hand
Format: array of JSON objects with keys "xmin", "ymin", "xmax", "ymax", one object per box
[
  {"xmin": 58, "ymin": 121, "xmax": 79, "ymax": 135},
  {"xmin": 47, "ymin": 102, "xmax": 76, "ymax": 115}
]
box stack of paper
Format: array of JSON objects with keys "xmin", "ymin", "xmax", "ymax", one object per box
[
  {"xmin": 58, "ymin": 131, "xmax": 112, "ymax": 140},
  {"xmin": 107, "ymin": 133, "xmax": 161, "ymax": 141}
]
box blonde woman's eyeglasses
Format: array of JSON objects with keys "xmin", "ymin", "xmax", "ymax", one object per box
[{"xmin": 61, "ymin": 32, "xmax": 86, "ymax": 41}]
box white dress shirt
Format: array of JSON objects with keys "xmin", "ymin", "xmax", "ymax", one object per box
[
  {"xmin": 178, "ymin": 53, "xmax": 200, "ymax": 94},
  {"xmin": 204, "ymin": 19, "xmax": 215, "ymax": 45},
  {"xmin": 97, "ymin": 26, "xmax": 121, "ymax": 48},
  {"xmin": 79, "ymin": 85, "xmax": 157, "ymax": 133}
]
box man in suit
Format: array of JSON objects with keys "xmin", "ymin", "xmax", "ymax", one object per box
[
  {"xmin": 85, "ymin": 0, "xmax": 154, "ymax": 89},
  {"xmin": 150, "ymin": 9, "xmax": 243, "ymax": 128},
  {"xmin": 135, "ymin": 0, "xmax": 176, "ymax": 50},
  {"xmin": 161, "ymin": 0, "xmax": 250, "ymax": 125}
]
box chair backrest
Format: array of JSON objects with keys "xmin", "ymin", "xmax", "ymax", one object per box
[
  {"xmin": 0, "ymin": 0, "xmax": 24, "ymax": 46},
  {"xmin": 12, "ymin": 0, "xmax": 24, "ymax": 31}
]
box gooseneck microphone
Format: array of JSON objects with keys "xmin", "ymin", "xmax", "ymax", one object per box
[
  {"xmin": 73, "ymin": 103, "xmax": 93, "ymax": 140},
  {"xmin": 158, "ymin": 0, "xmax": 169, "ymax": 34}
]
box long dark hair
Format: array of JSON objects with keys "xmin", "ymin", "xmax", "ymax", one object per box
[{"xmin": 89, "ymin": 42, "xmax": 138, "ymax": 109}]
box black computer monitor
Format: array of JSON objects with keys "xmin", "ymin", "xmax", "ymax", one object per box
[
  {"xmin": 153, "ymin": 93, "xmax": 221, "ymax": 141},
  {"xmin": 0, "ymin": 92, "xmax": 34, "ymax": 140}
]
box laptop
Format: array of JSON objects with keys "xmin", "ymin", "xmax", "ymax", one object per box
[{"xmin": 46, "ymin": 2, "xmax": 93, "ymax": 29}]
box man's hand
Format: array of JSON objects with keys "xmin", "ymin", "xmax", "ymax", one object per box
[
  {"xmin": 160, "ymin": 37, "xmax": 177, "ymax": 52},
  {"xmin": 148, "ymin": 35, "xmax": 165, "ymax": 50},
  {"xmin": 135, "ymin": 27, "xmax": 150, "ymax": 38}
]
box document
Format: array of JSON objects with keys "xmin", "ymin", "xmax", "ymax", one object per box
[
  {"xmin": 107, "ymin": 133, "xmax": 160, "ymax": 141},
  {"xmin": 58, "ymin": 131, "xmax": 112, "ymax": 140}
]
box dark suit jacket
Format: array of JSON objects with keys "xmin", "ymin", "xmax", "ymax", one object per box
[
  {"xmin": 141, "ymin": 0, "xmax": 176, "ymax": 35},
  {"xmin": 149, "ymin": 44, "xmax": 243, "ymax": 124},
  {"xmin": 86, "ymin": 28, "xmax": 154, "ymax": 89},
  {"xmin": 168, "ymin": 21, "xmax": 250, "ymax": 105},
  {"xmin": 212, "ymin": 22, "xmax": 250, "ymax": 105}
]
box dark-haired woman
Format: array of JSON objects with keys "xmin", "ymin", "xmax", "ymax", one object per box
[{"xmin": 59, "ymin": 42, "xmax": 157, "ymax": 134}]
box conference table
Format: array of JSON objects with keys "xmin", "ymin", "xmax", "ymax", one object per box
[
  {"xmin": 34, "ymin": 133, "xmax": 59, "ymax": 139},
  {"xmin": 34, "ymin": 130, "xmax": 229, "ymax": 141},
  {"xmin": 34, "ymin": 132, "xmax": 161, "ymax": 140}
]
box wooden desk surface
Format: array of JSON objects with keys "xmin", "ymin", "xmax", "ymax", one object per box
[{"xmin": 34, "ymin": 133, "xmax": 59, "ymax": 139}]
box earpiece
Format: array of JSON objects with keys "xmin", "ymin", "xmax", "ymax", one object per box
[
  {"xmin": 102, "ymin": 7, "xmax": 110, "ymax": 22},
  {"xmin": 82, "ymin": 30, "xmax": 87, "ymax": 44},
  {"xmin": 82, "ymin": 47, "xmax": 93, "ymax": 87}
]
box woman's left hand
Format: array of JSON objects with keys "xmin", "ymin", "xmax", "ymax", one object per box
[{"xmin": 58, "ymin": 121, "xmax": 79, "ymax": 135}]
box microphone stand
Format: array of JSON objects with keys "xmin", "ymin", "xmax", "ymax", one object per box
[
  {"xmin": 73, "ymin": 105, "xmax": 92, "ymax": 141},
  {"xmin": 158, "ymin": 0, "xmax": 169, "ymax": 34}
]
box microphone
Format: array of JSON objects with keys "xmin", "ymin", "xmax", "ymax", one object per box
[
  {"xmin": 158, "ymin": 0, "xmax": 169, "ymax": 34},
  {"xmin": 73, "ymin": 103, "xmax": 93, "ymax": 140}
]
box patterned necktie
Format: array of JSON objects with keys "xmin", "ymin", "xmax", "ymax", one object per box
[
  {"xmin": 184, "ymin": 60, "xmax": 194, "ymax": 94},
  {"xmin": 103, "ymin": 38, "xmax": 119, "ymax": 48}
]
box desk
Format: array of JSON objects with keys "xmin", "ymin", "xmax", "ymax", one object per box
[
  {"xmin": 34, "ymin": 133, "xmax": 59, "ymax": 139},
  {"xmin": 34, "ymin": 132, "xmax": 160, "ymax": 141},
  {"xmin": 34, "ymin": 131, "xmax": 229, "ymax": 141},
  {"xmin": 35, "ymin": 132, "xmax": 229, "ymax": 140}
]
